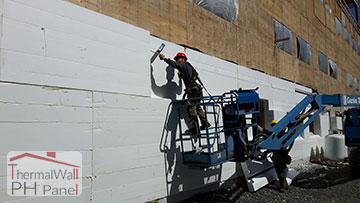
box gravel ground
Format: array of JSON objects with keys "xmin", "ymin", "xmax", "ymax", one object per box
[{"xmin": 182, "ymin": 163, "xmax": 360, "ymax": 203}]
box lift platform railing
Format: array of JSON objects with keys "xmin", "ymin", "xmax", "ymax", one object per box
[
  {"xmin": 173, "ymin": 89, "xmax": 261, "ymax": 169},
  {"xmin": 174, "ymin": 94, "xmax": 228, "ymax": 169}
]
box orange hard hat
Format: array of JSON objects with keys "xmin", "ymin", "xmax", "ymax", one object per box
[{"xmin": 174, "ymin": 52, "xmax": 187, "ymax": 61}]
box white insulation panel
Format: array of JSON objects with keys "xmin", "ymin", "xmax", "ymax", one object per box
[{"xmin": 0, "ymin": 0, "xmax": 328, "ymax": 203}]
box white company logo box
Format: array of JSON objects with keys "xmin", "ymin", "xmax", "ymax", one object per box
[
  {"xmin": 343, "ymin": 95, "xmax": 360, "ymax": 106},
  {"xmin": 7, "ymin": 151, "xmax": 82, "ymax": 196}
]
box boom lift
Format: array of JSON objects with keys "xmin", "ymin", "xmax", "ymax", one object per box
[{"xmin": 175, "ymin": 89, "xmax": 360, "ymax": 172}]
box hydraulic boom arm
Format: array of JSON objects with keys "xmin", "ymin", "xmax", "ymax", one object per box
[{"xmin": 253, "ymin": 94, "xmax": 360, "ymax": 157}]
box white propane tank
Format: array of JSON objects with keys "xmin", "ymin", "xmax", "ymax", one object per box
[{"xmin": 324, "ymin": 133, "xmax": 346, "ymax": 161}]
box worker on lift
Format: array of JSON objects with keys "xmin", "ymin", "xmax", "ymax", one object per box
[
  {"xmin": 258, "ymin": 120, "xmax": 294, "ymax": 193},
  {"xmin": 159, "ymin": 52, "xmax": 210, "ymax": 135}
]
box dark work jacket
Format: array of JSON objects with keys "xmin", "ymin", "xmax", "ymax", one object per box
[
  {"xmin": 164, "ymin": 58, "xmax": 198, "ymax": 87},
  {"xmin": 263, "ymin": 129, "xmax": 289, "ymax": 170},
  {"xmin": 272, "ymin": 148, "xmax": 290, "ymax": 171}
]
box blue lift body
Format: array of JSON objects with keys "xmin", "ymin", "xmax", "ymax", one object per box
[
  {"xmin": 175, "ymin": 89, "xmax": 360, "ymax": 169},
  {"xmin": 344, "ymin": 108, "xmax": 360, "ymax": 147}
]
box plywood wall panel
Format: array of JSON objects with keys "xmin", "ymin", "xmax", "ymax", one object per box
[
  {"xmin": 298, "ymin": 16, "xmax": 310, "ymax": 43},
  {"xmin": 281, "ymin": 0, "xmax": 300, "ymax": 32},
  {"xmin": 297, "ymin": 61, "xmax": 315, "ymax": 88},
  {"xmin": 314, "ymin": 0, "xmax": 326, "ymax": 26},
  {"xmin": 245, "ymin": 32, "xmax": 261, "ymax": 70},
  {"xmin": 325, "ymin": 8, "xmax": 336, "ymax": 34},
  {"xmin": 186, "ymin": 1, "xmax": 211, "ymax": 54},
  {"xmin": 187, "ymin": 1, "xmax": 239, "ymax": 64},
  {"xmin": 306, "ymin": 0, "xmax": 316, "ymax": 25},
  {"xmin": 259, "ymin": 40, "xmax": 277, "ymax": 76},
  {"xmin": 237, "ymin": 28, "xmax": 248, "ymax": 67},
  {"xmin": 277, "ymin": 50, "xmax": 297, "ymax": 82},
  {"xmin": 168, "ymin": 0, "xmax": 187, "ymax": 45},
  {"xmin": 257, "ymin": 0, "xmax": 283, "ymax": 22},
  {"xmin": 65, "ymin": 0, "xmax": 360, "ymax": 95},
  {"xmin": 257, "ymin": 6, "xmax": 274, "ymax": 42}
]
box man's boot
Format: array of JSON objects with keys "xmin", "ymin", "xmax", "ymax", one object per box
[{"xmin": 185, "ymin": 129, "xmax": 197, "ymax": 135}]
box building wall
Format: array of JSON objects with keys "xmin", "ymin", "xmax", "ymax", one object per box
[
  {"xmin": 0, "ymin": 0, "xmax": 337, "ymax": 202},
  {"xmin": 66, "ymin": 0, "xmax": 360, "ymax": 95}
]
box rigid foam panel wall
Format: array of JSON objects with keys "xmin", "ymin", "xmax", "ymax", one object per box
[
  {"xmin": 0, "ymin": 1, "xmax": 329, "ymax": 202},
  {"xmin": 185, "ymin": 49, "xmax": 239, "ymax": 96},
  {"xmin": 0, "ymin": 83, "xmax": 93, "ymax": 202},
  {"xmin": 0, "ymin": 0, "xmax": 150, "ymax": 96},
  {"xmin": 91, "ymin": 92, "xmax": 168, "ymax": 202}
]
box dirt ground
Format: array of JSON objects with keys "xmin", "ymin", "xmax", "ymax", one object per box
[{"xmin": 182, "ymin": 163, "xmax": 360, "ymax": 203}]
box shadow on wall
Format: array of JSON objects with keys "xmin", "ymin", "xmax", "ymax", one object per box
[
  {"xmin": 151, "ymin": 64, "xmax": 224, "ymax": 202},
  {"xmin": 151, "ymin": 65, "xmax": 182, "ymax": 100}
]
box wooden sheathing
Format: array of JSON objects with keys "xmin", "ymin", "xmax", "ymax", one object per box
[
  {"xmin": 236, "ymin": 28, "xmax": 248, "ymax": 68},
  {"xmin": 66, "ymin": 0, "xmax": 188, "ymax": 45},
  {"xmin": 314, "ymin": 0, "xmax": 327, "ymax": 26},
  {"xmin": 186, "ymin": 1, "xmax": 240, "ymax": 63},
  {"xmin": 66, "ymin": 0, "xmax": 360, "ymax": 94},
  {"xmin": 277, "ymin": 49, "xmax": 297, "ymax": 82}
]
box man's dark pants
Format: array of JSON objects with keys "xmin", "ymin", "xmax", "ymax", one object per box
[{"xmin": 186, "ymin": 83, "xmax": 206, "ymax": 133}]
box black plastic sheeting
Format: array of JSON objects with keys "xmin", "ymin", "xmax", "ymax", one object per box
[
  {"xmin": 329, "ymin": 59, "xmax": 338, "ymax": 79},
  {"xmin": 354, "ymin": 78, "xmax": 359, "ymax": 90},
  {"xmin": 352, "ymin": 38, "xmax": 357, "ymax": 51},
  {"xmin": 318, "ymin": 51, "xmax": 328, "ymax": 74},
  {"xmin": 336, "ymin": 18, "xmax": 342, "ymax": 35},
  {"xmin": 325, "ymin": 4, "xmax": 333, "ymax": 14},
  {"xmin": 347, "ymin": 72, "xmax": 353, "ymax": 88},
  {"xmin": 297, "ymin": 36, "xmax": 311, "ymax": 65},
  {"xmin": 193, "ymin": 0, "xmax": 239, "ymax": 23},
  {"xmin": 274, "ymin": 20, "xmax": 292, "ymax": 55},
  {"xmin": 344, "ymin": 28, "xmax": 350, "ymax": 43}
]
